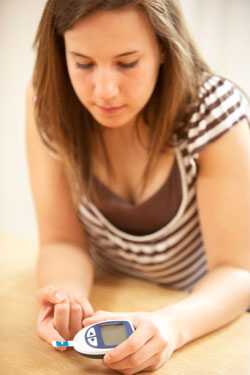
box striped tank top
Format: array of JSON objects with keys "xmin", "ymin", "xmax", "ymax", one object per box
[{"xmin": 77, "ymin": 74, "xmax": 250, "ymax": 292}]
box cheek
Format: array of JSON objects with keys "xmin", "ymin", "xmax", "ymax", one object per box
[{"xmin": 133, "ymin": 66, "xmax": 159, "ymax": 103}]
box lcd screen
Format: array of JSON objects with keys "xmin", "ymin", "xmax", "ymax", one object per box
[{"xmin": 101, "ymin": 324, "xmax": 127, "ymax": 346}]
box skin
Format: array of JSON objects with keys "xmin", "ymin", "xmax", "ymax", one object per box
[
  {"xmin": 63, "ymin": 5, "xmax": 173, "ymax": 209},
  {"xmin": 82, "ymin": 310, "xmax": 176, "ymax": 374},
  {"xmin": 62, "ymin": 6, "xmax": 175, "ymax": 373},
  {"xmin": 64, "ymin": 5, "xmax": 165, "ymax": 144},
  {"xmin": 32, "ymin": 3, "xmax": 250, "ymax": 373},
  {"xmin": 57, "ymin": 2, "xmax": 250, "ymax": 373}
]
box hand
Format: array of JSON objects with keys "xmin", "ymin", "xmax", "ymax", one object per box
[
  {"xmin": 82, "ymin": 310, "xmax": 178, "ymax": 374},
  {"xmin": 37, "ymin": 284, "xmax": 94, "ymax": 351}
]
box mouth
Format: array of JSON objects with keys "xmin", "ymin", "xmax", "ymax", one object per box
[{"xmin": 97, "ymin": 105, "xmax": 126, "ymax": 114}]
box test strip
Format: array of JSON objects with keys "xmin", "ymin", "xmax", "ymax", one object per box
[{"xmin": 52, "ymin": 340, "xmax": 74, "ymax": 348}]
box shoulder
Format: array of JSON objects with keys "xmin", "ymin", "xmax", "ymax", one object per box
[
  {"xmin": 186, "ymin": 73, "xmax": 250, "ymax": 158},
  {"xmin": 197, "ymin": 74, "xmax": 249, "ymax": 114}
]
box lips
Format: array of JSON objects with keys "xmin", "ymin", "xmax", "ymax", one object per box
[
  {"xmin": 99, "ymin": 105, "xmax": 124, "ymax": 110},
  {"xmin": 96, "ymin": 105, "xmax": 126, "ymax": 115}
]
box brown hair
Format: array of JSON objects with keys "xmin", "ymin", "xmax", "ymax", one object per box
[{"xmin": 32, "ymin": 0, "xmax": 212, "ymax": 206}]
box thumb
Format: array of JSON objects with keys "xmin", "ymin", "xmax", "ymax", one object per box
[
  {"xmin": 37, "ymin": 285, "xmax": 68, "ymax": 305},
  {"xmin": 38, "ymin": 318, "xmax": 68, "ymax": 352}
]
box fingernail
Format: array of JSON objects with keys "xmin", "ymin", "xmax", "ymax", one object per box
[{"xmin": 59, "ymin": 347, "xmax": 67, "ymax": 352}]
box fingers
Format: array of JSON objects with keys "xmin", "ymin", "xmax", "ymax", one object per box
[
  {"xmin": 110, "ymin": 352, "xmax": 163, "ymax": 375},
  {"xmin": 37, "ymin": 305, "xmax": 67, "ymax": 352},
  {"xmin": 104, "ymin": 336, "xmax": 166, "ymax": 371},
  {"xmin": 82, "ymin": 311, "xmax": 109, "ymax": 326},
  {"xmin": 67, "ymin": 299, "xmax": 94, "ymax": 338},
  {"xmin": 104, "ymin": 320, "xmax": 153, "ymax": 364},
  {"xmin": 37, "ymin": 285, "xmax": 67, "ymax": 305},
  {"xmin": 38, "ymin": 301, "xmax": 83, "ymax": 346},
  {"xmin": 38, "ymin": 304, "xmax": 53, "ymax": 322},
  {"xmin": 54, "ymin": 301, "xmax": 71, "ymax": 339},
  {"xmin": 83, "ymin": 311, "xmax": 129, "ymax": 327},
  {"xmin": 64, "ymin": 297, "xmax": 94, "ymax": 337},
  {"xmin": 37, "ymin": 285, "xmax": 95, "ymax": 346},
  {"xmin": 101, "ymin": 314, "xmax": 174, "ymax": 374},
  {"xmin": 80, "ymin": 299, "xmax": 94, "ymax": 318},
  {"xmin": 69, "ymin": 303, "xmax": 83, "ymax": 337},
  {"xmin": 37, "ymin": 285, "xmax": 94, "ymax": 319},
  {"xmin": 69, "ymin": 296, "xmax": 94, "ymax": 336},
  {"xmin": 53, "ymin": 300, "xmax": 91, "ymax": 340},
  {"xmin": 39, "ymin": 324, "xmax": 67, "ymax": 352}
]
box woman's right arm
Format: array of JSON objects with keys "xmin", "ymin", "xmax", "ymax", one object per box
[{"xmin": 25, "ymin": 80, "xmax": 95, "ymax": 343}]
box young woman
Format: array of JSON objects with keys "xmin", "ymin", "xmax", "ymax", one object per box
[{"xmin": 26, "ymin": 0, "xmax": 250, "ymax": 373}]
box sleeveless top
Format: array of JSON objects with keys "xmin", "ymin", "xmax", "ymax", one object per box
[
  {"xmin": 92, "ymin": 155, "xmax": 182, "ymax": 236},
  {"xmin": 39, "ymin": 74, "xmax": 250, "ymax": 292}
]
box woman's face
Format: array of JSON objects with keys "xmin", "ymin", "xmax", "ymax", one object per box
[{"xmin": 64, "ymin": 5, "xmax": 164, "ymax": 130}]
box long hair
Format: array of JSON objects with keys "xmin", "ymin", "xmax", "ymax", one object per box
[{"xmin": 32, "ymin": 0, "xmax": 212, "ymax": 206}]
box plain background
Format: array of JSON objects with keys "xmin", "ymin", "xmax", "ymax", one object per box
[{"xmin": 1, "ymin": 0, "xmax": 250, "ymax": 241}]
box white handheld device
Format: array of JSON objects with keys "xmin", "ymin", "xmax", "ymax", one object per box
[{"xmin": 52, "ymin": 319, "xmax": 135, "ymax": 358}]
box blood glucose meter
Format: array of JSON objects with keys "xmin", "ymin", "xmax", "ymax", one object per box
[{"xmin": 52, "ymin": 319, "xmax": 135, "ymax": 358}]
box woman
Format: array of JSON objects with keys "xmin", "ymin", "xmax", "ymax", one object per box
[{"xmin": 26, "ymin": 0, "xmax": 250, "ymax": 373}]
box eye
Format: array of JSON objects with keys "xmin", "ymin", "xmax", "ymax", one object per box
[{"xmin": 75, "ymin": 61, "xmax": 139, "ymax": 70}]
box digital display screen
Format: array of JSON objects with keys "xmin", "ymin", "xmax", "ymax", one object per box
[{"xmin": 101, "ymin": 324, "xmax": 127, "ymax": 346}]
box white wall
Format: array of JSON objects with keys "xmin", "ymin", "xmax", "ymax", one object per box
[
  {"xmin": 0, "ymin": 0, "xmax": 46, "ymax": 240},
  {"xmin": 180, "ymin": 0, "xmax": 250, "ymax": 93},
  {"xmin": 1, "ymin": 0, "xmax": 250, "ymax": 240}
]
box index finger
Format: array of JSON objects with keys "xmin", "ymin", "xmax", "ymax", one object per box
[
  {"xmin": 78, "ymin": 299, "xmax": 94, "ymax": 318},
  {"xmin": 37, "ymin": 313, "xmax": 67, "ymax": 351},
  {"xmin": 104, "ymin": 320, "xmax": 154, "ymax": 364},
  {"xmin": 37, "ymin": 286, "xmax": 68, "ymax": 305}
]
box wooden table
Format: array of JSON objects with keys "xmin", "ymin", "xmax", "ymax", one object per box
[{"xmin": 1, "ymin": 234, "xmax": 250, "ymax": 374}]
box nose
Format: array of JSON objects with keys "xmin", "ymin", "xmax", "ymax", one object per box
[{"xmin": 93, "ymin": 68, "xmax": 120, "ymax": 103}]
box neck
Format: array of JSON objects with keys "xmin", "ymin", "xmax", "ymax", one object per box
[{"xmin": 102, "ymin": 117, "xmax": 150, "ymax": 149}]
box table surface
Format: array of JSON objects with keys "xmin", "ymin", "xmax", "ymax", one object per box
[{"xmin": 1, "ymin": 234, "xmax": 250, "ymax": 375}]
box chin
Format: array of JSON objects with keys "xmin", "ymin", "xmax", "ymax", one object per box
[
  {"xmin": 98, "ymin": 121, "xmax": 132, "ymax": 130},
  {"xmin": 93, "ymin": 113, "xmax": 137, "ymax": 130}
]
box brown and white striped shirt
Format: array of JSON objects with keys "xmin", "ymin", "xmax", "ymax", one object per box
[{"xmin": 76, "ymin": 74, "xmax": 250, "ymax": 292}]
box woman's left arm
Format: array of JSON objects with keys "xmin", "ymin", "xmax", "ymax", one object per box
[
  {"xmin": 82, "ymin": 120, "xmax": 250, "ymax": 374},
  {"xmin": 161, "ymin": 118, "xmax": 250, "ymax": 350}
]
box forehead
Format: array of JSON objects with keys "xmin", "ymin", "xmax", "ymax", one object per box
[{"xmin": 64, "ymin": 6, "xmax": 159, "ymax": 54}]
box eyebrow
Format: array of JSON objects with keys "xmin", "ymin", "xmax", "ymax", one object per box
[{"xmin": 69, "ymin": 50, "xmax": 140, "ymax": 58}]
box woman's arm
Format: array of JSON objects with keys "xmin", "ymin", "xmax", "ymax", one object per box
[
  {"xmin": 26, "ymin": 80, "xmax": 94, "ymax": 296},
  {"xmin": 82, "ymin": 116, "xmax": 250, "ymax": 361},
  {"xmin": 79, "ymin": 119, "xmax": 250, "ymax": 374},
  {"xmin": 161, "ymin": 118, "xmax": 250, "ymax": 349},
  {"xmin": 82, "ymin": 266, "xmax": 250, "ymax": 372},
  {"xmin": 26, "ymin": 81, "xmax": 96, "ymax": 343},
  {"xmin": 36, "ymin": 241, "xmax": 94, "ymax": 297},
  {"xmin": 160, "ymin": 265, "xmax": 250, "ymax": 349}
]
